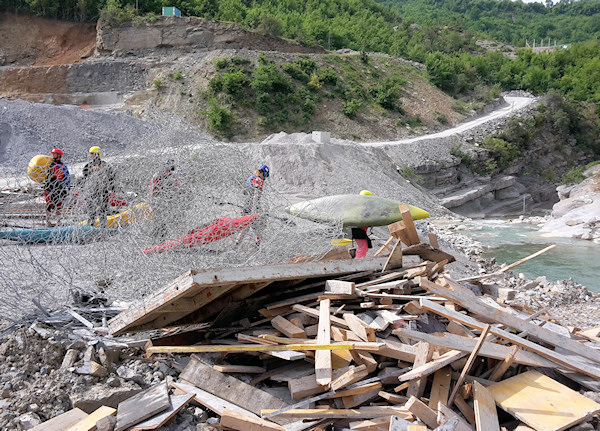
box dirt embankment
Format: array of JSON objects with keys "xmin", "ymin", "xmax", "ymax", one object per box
[{"xmin": 0, "ymin": 14, "xmax": 96, "ymax": 66}]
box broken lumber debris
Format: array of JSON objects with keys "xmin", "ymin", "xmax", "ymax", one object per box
[{"xmin": 94, "ymin": 224, "xmax": 600, "ymax": 430}]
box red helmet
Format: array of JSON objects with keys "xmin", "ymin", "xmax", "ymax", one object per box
[{"xmin": 51, "ymin": 148, "xmax": 64, "ymax": 157}]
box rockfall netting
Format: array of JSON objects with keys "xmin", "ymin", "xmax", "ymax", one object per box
[{"xmin": 0, "ymin": 139, "xmax": 344, "ymax": 320}]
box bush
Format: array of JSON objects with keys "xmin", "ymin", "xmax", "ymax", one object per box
[
  {"xmin": 302, "ymin": 98, "xmax": 316, "ymax": 116},
  {"xmin": 231, "ymin": 57, "xmax": 250, "ymax": 66},
  {"xmin": 318, "ymin": 68, "xmax": 338, "ymax": 86},
  {"xmin": 283, "ymin": 62, "xmax": 309, "ymax": 82},
  {"xmin": 561, "ymin": 165, "xmax": 586, "ymax": 184},
  {"xmin": 342, "ymin": 99, "xmax": 363, "ymax": 118},
  {"xmin": 209, "ymin": 76, "xmax": 224, "ymax": 93},
  {"xmin": 153, "ymin": 79, "xmax": 163, "ymax": 90},
  {"xmin": 222, "ymin": 70, "xmax": 250, "ymax": 96},
  {"xmin": 202, "ymin": 99, "xmax": 233, "ymax": 132},
  {"xmin": 170, "ymin": 71, "xmax": 183, "ymax": 81},
  {"xmin": 437, "ymin": 113, "xmax": 448, "ymax": 124},
  {"xmin": 215, "ymin": 58, "xmax": 229, "ymax": 70},
  {"xmin": 100, "ymin": 0, "xmax": 136, "ymax": 25},
  {"xmin": 251, "ymin": 63, "xmax": 293, "ymax": 94},
  {"xmin": 481, "ymin": 136, "xmax": 520, "ymax": 170},
  {"xmin": 372, "ymin": 76, "xmax": 406, "ymax": 111}
]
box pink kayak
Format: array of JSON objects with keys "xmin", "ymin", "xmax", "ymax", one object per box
[{"xmin": 142, "ymin": 214, "xmax": 258, "ymax": 253}]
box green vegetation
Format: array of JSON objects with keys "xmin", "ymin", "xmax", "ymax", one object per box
[
  {"xmin": 381, "ymin": 0, "xmax": 600, "ymax": 47},
  {"xmin": 201, "ymin": 98, "xmax": 233, "ymax": 132},
  {"xmin": 202, "ymin": 54, "xmax": 410, "ymax": 131}
]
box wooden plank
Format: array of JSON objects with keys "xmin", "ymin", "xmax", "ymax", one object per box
[
  {"xmin": 342, "ymin": 387, "xmax": 381, "ymax": 408},
  {"xmin": 173, "ymin": 381, "xmax": 257, "ymax": 416},
  {"xmin": 271, "ymin": 316, "xmax": 306, "ymax": 339},
  {"xmin": 429, "ymin": 367, "xmax": 451, "ymax": 411},
  {"xmin": 146, "ymin": 341, "xmax": 380, "ymax": 356},
  {"xmin": 348, "ymin": 416, "xmax": 391, "ymax": 430},
  {"xmin": 288, "ymin": 368, "xmax": 350, "ymax": 400},
  {"xmin": 115, "ymin": 382, "xmax": 170, "ymax": 431},
  {"xmin": 344, "ymin": 313, "xmax": 376, "ymax": 342},
  {"xmin": 405, "ymin": 396, "xmax": 438, "ymax": 429},
  {"xmin": 221, "ymin": 408, "xmax": 286, "ymax": 431},
  {"xmin": 395, "ymin": 329, "xmax": 554, "ymax": 368},
  {"xmin": 330, "ymin": 365, "xmax": 369, "ymax": 391},
  {"xmin": 66, "ymin": 406, "xmax": 116, "ymax": 431},
  {"xmin": 488, "ymin": 345, "xmax": 519, "ymax": 382},
  {"xmin": 437, "ymin": 402, "xmax": 473, "ymax": 431},
  {"xmin": 472, "ymin": 381, "xmax": 500, "ymax": 431},
  {"xmin": 419, "ymin": 277, "xmax": 600, "ymax": 365},
  {"xmin": 260, "ymin": 407, "xmax": 412, "ymax": 419},
  {"xmin": 213, "ymin": 365, "xmax": 267, "ymax": 373},
  {"xmin": 374, "ymin": 236, "xmax": 395, "ymax": 257},
  {"xmin": 324, "ymin": 382, "xmax": 382, "ymax": 399},
  {"xmin": 109, "ymin": 260, "xmax": 385, "ymax": 335},
  {"xmin": 399, "ymin": 350, "xmax": 467, "ymax": 382},
  {"xmin": 448, "ymin": 325, "xmax": 491, "ymax": 406},
  {"xmin": 454, "ymin": 394, "xmax": 476, "ymax": 425},
  {"xmin": 130, "ymin": 394, "xmax": 194, "ymax": 430},
  {"xmin": 376, "ymin": 337, "xmax": 417, "ymax": 362},
  {"xmin": 31, "ymin": 408, "xmax": 88, "ymax": 431},
  {"xmin": 180, "ymin": 355, "xmax": 290, "ymax": 425},
  {"xmin": 407, "ymin": 342, "xmax": 432, "ymax": 399},
  {"xmin": 316, "ymin": 299, "xmax": 332, "ymax": 386},
  {"xmin": 418, "ymin": 299, "xmax": 600, "ymax": 379},
  {"xmin": 351, "ymin": 350, "xmax": 378, "ymax": 373},
  {"xmin": 398, "ymin": 204, "xmax": 420, "ymax": 245},
  {"xmin": 293, "ymin": 304, "xmax": 350, "ymax": 329},
  {"xmin": 428, "ymin": 233, "xmax": 439, "ymax": 249},
  {"xmin": 383, "ymin": 238, "xmax": 403, "ymax": 271},
  {"xmin": 325, "ymin": 280, "xmax": 355, "ymax": 295},
  {"xmin": 488, "ymin": 370, "xmax": 600, "ymax": 431},
  {"xmin": 378, "ymin": 391, "xmax": 408, "ymax": 405}
]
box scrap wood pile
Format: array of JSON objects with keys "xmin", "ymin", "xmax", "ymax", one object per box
[{"xmin": 30, "ymin": 208, "xmax": 600, "ymax": 431}]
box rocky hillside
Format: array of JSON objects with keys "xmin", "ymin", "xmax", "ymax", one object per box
[{"xmin": 0, "ymin": 13, "xmax": 467, "ymax": 143}]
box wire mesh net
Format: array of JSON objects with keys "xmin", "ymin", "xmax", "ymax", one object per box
[{"xmin": 0, "ymin": 135, "xmax": 344, "ymax": 321}]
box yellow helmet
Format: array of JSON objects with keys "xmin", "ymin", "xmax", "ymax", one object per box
[
  {"xmin": 89, "ymin": 146, "xmax": 102, "ymax": 157},
  {"xmin": 359, "ymin": 190, "xmax": 373, "ymax": 196}
]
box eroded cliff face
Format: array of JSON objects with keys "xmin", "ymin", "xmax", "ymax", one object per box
[{"xmin": 95, "ymin": 16, "xmax": 324, "ymax": 54}]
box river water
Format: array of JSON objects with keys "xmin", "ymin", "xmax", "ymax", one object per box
[{"xmin": 457, "ymin": 219, "xmax": 600, "ymax": 292}]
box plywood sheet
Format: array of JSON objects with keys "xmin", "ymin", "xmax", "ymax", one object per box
[
  {"xmin": 130, "ymin": 393, "xmax": 194, "ymax": 430},
  {"xmin": 488, "ymin": 370, "xmax": 600, "ymax": 431},
  {"xmin": 109, "ymin": 260, "xmax": 384, "ymax": 335}
]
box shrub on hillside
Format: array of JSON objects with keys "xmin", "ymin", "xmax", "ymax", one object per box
[
  {"xmin": 342, "ymin": 99, "xmax": 363, "ymax": 118},
  {"xmin": 222, "ymin": 70, "xmax": 250, "ymax": 96},
  {"xmin": 202, "ymin": 99, "xmax": 233, "ymax": 132}
]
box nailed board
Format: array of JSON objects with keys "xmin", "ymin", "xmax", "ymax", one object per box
[
  {"xmin": 114, "ymin": 382, "xmax": 170, "ymax": 431},
  {"xmin": 287, "ymin": 194, "xmax": 429, "ymax": 228},
  {"xmin": 109, "ymin": 259, "xmax": 385, "ymax": 335},
  {"xmin": 488, "ymin": 370, "xmax": 600, "ymax": 431}
]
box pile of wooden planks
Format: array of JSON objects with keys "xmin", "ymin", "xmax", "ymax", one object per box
[{"xmin": 102, "ymin": 218, "xmax": 599, "ymax": 430}]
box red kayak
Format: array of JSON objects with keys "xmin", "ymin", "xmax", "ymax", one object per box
[{"xmin": 142, "ymin": 214, "xmax": 258, "ymax": 253}]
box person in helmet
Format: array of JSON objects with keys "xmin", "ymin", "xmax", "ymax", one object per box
[
  {"xmin": 43, "ymin": 148, "xmax": 71, "ymax": 226},
  {"xmin": 81, "ymin": 146, "xmax": 116, "ymax": 227},
  {"xmin": 351, "ymin": 190, "xmax": 373, "ymax": 258},
  {"xmin": 237, "ymin": 163, "xmax": 270, "ymax": 245}
]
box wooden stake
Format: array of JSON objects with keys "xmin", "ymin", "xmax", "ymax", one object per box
[{"xmin": 447, "ymin": 324, "xmax": 491, "ymax": 406}]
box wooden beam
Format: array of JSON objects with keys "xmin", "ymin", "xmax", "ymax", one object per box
[
  {"xmin": 448, "ymin": 325, "xmax": 491, "ymax": 406},
  {"xmin": 405, "ymin": 396, "xmax": 438, "ymax": 429},
  {"xmin": 213, "ymin": 365, "xmax": 266, "ymax": 374},
  {"xmin": 472, "ymin": 381, "xmax": 500, "ymax": 431},
  {"xmin": 374, "ymin": 236, "xmax": 395, "ymax": 257},
  {"xmin": 488, "ymin": 345, "xmax": 519, "ymax": 382},
  {"xmin": 316, "ymin": 299, "xmax": 332, "ymax": 386},
  {"xmin": 343, "ymin": 313, "xmax": 376, "ymax": 342},
  {"xmin": 419, "ymin": 277, "xmax": 600, "ymax": 365},
  {"xmin": 399, "ymin": 350, "xmax": 467, "ymax": 382},
  {"xmin": 429, "ymin": 367, "xmax": 451, "ymax": 411},
  {"xmin": 271, "ymin": 316, "xmax": 305, "ymax": 339},
  {"xmin": 437, "ymin": 402, "xmax": 473, "ymax": 431},
  {"xmin": 220, "ymin": 409, "xmax": 286, "ymax": 431},
  {"xmin": 407, "ymin": 342, "xmax": 433, "ymax": 399},
  {"xmin": 260, "ymin": 407, "xmax": 413, "ymax": 419},
  {"xmin": 396, "ymin": 327, "xmax": 553, "ymax": 368},
  {"xmin": 383, "ymin": 238, "xmax": 403, "ymax": 271},
  {"xmin": 419, "ymin": 298, "xmax": 600, "ymax": 379},
  {"xmin": 330, "ymin": 365, "xmax": 369, "ymax": 391}
]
